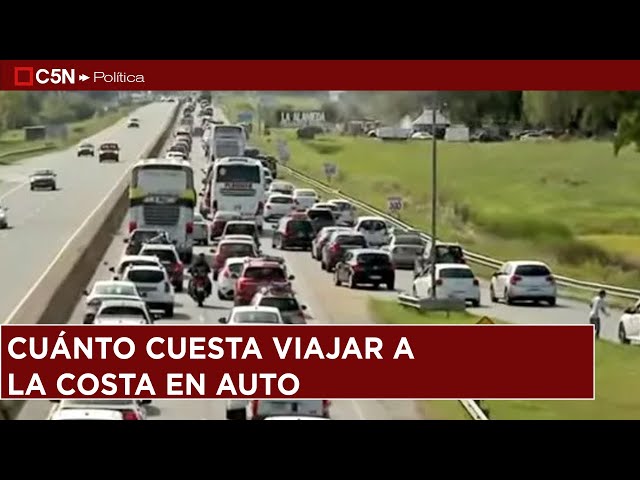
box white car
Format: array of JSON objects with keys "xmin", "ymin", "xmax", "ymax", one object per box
[
  {"xmin": 192, "ymin": 212, "xmax": 209, "ymax": 245},
  {"xmin": 49, "ymin": 409, "xmax": 125, "ymax": 421},
  {"xmin": 83, "ymin": 280, "xmax": 142, "ymax": 322},
  {"xmin": 94, "ymin": 298, "xmax": 155, "ymax": 324},
  {"xmin": 217, "ymin": 257, "xmax": 247, "ymax": 300},
  {"xmin": 122, "ymin": 265, "xmax": 175, "ymax": 317},
  {"xmin": 218, "ymin": 305, "xmax": 284, "ymax": 325},
  {"xmin": 268, "ymin": 181, "xmax": 295, "ymax": 196},
  {"xmin": 127, "ymin": 117, "xmax": 140, "ymax": 128},
  {"xmin": 489, "ymin": 260, "xmax": 557, "ymax": 306},
  {"xmin": 264, "ymin": 194, "xmax": 295, "ymax": 221},
  {"xmin": 618, "ymin": 299, "xmax": 640, "ymax": 344},
  {"xmin": 293, "ymin": 189, "xmax": 318, "ymax": 210},
  {"xmin": 411, "ymin": 131, "xmax": 433, "ymax": 140},
  {"xmin": 247, "ymin": 400, "xmax": 331, "ymax": 420},
  {"xmin": 49, "ymin": 399, "xmax": 148, "ymax": 420},
  {"xmin": 354, "ymin": 216, "xmax": 390, "ymax": 247},
  {"xmin": 0, "ymin": 206, "xmax": 8, "ymax": 229},
  {"xmin": 138, "ymin": 243, "xmax": 185, "ymax": 291},
  {"xmin": 166, "ymin": 151, "xmax": 186, "ymax": 161},
  {"xmin": 327, "ymin": 199, "xmax": 357, "ymax": 225},
  {"xmin": 412, "ymin": 263, "xmax": 481, "ymax": 307},
  {"xmin": 109, "ymin": 255, "xmax": 165, "ymax": 281}
]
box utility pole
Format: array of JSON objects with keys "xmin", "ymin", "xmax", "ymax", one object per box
[{"xmin": 430, "ymin": 101, "xmax": 438, "ymax": 299}]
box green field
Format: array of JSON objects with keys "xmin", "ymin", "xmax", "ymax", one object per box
[
  {"xmin": 371, "ymin": 298, "xmax": 640, "ymax": 420},
  {"xmin": 219, "ymin": 94, "xmax": 324, "ymax": 125},
  {"xmin": 253, "ymin": 129, "xmax": 640, "ymax": 290},
  {"xmin": 0, "ymin": 106, "xmax": 134, "ymax": 165}
]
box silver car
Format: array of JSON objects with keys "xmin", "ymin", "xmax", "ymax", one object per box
[
  {"xmin": 192, "ymin": 213, "xmax": 209, "ymax": 245},
  {"xmin": 382, "ymin": 233, "xmax": 426, "ymax": 269},
  {"xmin": 29, "ymin": 169, "xmax": 57, "ymax": 191}
]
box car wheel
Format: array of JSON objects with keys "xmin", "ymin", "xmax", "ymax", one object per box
[
  {"xmin": 218, "ymin": 290, "xmax": 226, "ymax": 300},
  {"xmin": 174, "ymin": 281, "xmax": 183, "ymax": 293},
  {"xmin": 348, "ymin": 274, "xmax": 357, "ymax": 289},
  {"xmin": 334, "ymin": 271, "xmax": 341, "ymax": 286},
  {"xmin": 504, "ymin": 288, "xmax": 514, "ymax": 305},
  {"xmin": 489, "ymin": 285, "xmax": 497, "ymax": 302},
  {"xmin": 387, "ymin": 281, "xmax": 395, "ymax": 291},
  {"xmin": 547, "ymin": 297, "xmax": 556, "ymax": 307},
  {"xmin": 164, "ymin": 306, "xmax": 174, "ymax": 318},
  {"xmin": 320, "ymin": 261, "xmax": 326, "ymax": 271},
  {"xmin": 471, "ymin": 300, "xmax": 480, "ymax": 307},
  {"xmin": 619, "ymin": 324, "xmax": 630, "ymax": 344}
]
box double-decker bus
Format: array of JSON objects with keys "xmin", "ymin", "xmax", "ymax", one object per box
[
  {"xmin": 208, "ymin": 124, "xmax": 247, "ymax": 161},
  {"xmin": 128, "ymin": 158, "xmax": 196, "ymax": 262},
  {"xmin": 209, "ymin": 156, "xmax": 265, "ymax": 232}
]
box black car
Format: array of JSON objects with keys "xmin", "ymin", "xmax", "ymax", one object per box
[
  {"xmin": 334, "ymin": 248, "xmax": 395, "ymax": 290},
  {"xmin": 272, "ymin": 217, "xmax": 315, "ymax": 250},
  {"xmin": 124, "ymin": 228, "xmax": 168, "ymax": 255},
  {"xmin": 306, "ymin": 208, "xmax": 336, "ymax": 233},
  {"xmin": 98, "ymin": 142, "xmax": 120, "ymax": 162}
]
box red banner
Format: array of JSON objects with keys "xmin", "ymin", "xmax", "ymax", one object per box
[
  {"xmin": 0, "ymin": 325, "xmax": 593, "ymax": 399},
  {"xmin": 1, "ymin": 60, "xmax": 640, "ymax": 90}
]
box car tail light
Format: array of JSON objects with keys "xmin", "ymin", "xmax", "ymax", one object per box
[
  {"xmin": 546, "ymin": 275, "xmax": 555, "ymax": 283},
  {"xmin": 122, "ymin": 410, "xmax": 141, "ymax": 420},
  {"xmin": 237, "ymin": 278, "xmax": 248, "ymax": 292},
  {"xmin": 186, "ymin": 222, "xmax": 193, "ymax": 234},
  {"xmin": 128, "ymin": 221, "xmax": 137, "ymax": 233},
  {"xmin": 256, "ymin": 202, "xmax": 264, "ymax": 215},
  {"xmin": 510, "ymin": 275, "xmax": 522, "ymax": 285},
  {"xmin": 353, "ymin": 263, "xmax": 364, "ymax": 272},
  {"xmin": 436, "ymin": 278, "xmax": 443, "ymax": 286},
  {"xmin": 473, "ymin": 278, "xmax": 479, "ymax": 286},
  {"xmin": 329, "ymin": 243, "xmax": 340, "ymax": 253},
  {"xmin": 164, "ymin": 282, "xmax": 170, "ymax": 293}
]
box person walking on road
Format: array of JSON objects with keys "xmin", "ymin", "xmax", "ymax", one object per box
[{"xmin": 589, "ymin": 289, "xmax": 609, "ymax": 338}]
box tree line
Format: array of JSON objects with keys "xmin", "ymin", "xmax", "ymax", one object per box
[
  {"xmin": 0, "ymin": 91, "xmax": 122, "ymax": 136},
  {"xmin": 323, "ymin": 91, "xmax": 640, "ymax": 153}
]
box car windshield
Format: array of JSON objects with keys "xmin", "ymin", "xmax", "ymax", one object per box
[
  {"xmin": 357, "ymin": 253, "xmax": 391, "ymax": 265},
  {"xmin": 258, "ymin": 297, "xmax": 300, "ymax": 311},
  {"xmin": 307, "ymin": 209, "xmax": 334, "ymax": 221},
  {"xmin": 99, "ymin": 306, "xmax": 146, "ymax": 317},
  {"xmin": 286, "ymin": 220, "xmax": 314, "ymax": 234},
  {"xmin": 270, "ymin": 196, "xmax": 293, "ymax": 204},
  {"xmin": 141, "ymin": 249, "xmax": 176, "ymax": 263},
  {"xmin": 127, "ymin": 270, "xmax": 165, "ymax": 283},
  {"xmin": 225, "ymin": 224, "xmax": 256, "ymax": 236},
  {"xmin": 101, "ymin": 143, "xmax": 118, "ymax": 150},
  {"xmin": 232, "ymin": 312, "xmax": 280, "ymax": 324},
  {"xmin": 131, "ymin": 230, "xmax": 163, "ymax": 243},
  {"xmin": 336, "ymin": 235, "xmax": 367, "ymax": 246},
  {"xmin": 440, "ymin": 268, "xmax": 474, "ymax": 278},
  {"xmin": 34, "ymin": 170, "xmax": 53, "ymax": 176},
  {"xmin": 219, "ymin": 243, "xmax": 255, "ymax": 257},
  {"xmin": 515, "ymin": 264, "xmax": 551, "ymax": 276},
  {"xmin": 243, "ymin": 267, "xmax": 286, "ymax": 281},
  {"xmin": 94, "ymin": 284, "xmax": 137, "ymax": 296},
  {"xmin": 359, "ymin": 220, "xmax": 386, "ymax": 231}
]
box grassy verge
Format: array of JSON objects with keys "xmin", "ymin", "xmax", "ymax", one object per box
[
  {"xmin": 218, "ymin": 94, "xmax": 323, "ymax": 127},
  {"xmin": 0, "ymin": 106, "xmax": 134, "ymax": 165},
  {"xmin": 252, "ymin": 129, "xmax": 640, "ymax": 291},
  {"xmin": 371, "ymin": 298, "xmax": 640, "ymax": 420}
]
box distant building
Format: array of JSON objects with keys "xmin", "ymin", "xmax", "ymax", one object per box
[{"xmin": 412, "ymin": 108, "xmax": 450, "ymax": 131}]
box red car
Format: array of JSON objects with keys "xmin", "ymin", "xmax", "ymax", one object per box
[
  {"xmin": 234, "ymin": 258, "xmax": 293, "ymax": 306},
  {"xmin": 211, "ymin": 239, "xmax": 258, "ymax": 280}
]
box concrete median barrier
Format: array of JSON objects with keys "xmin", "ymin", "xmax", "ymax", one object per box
[{"xmin": 0, "ymin": 101, "xmax": 182, "ymax": 419}]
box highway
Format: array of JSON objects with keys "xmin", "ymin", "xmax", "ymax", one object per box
[
  {"xmin": 0, "ymin": 102, "xmax": 176, "ymax": 323},
  {"xmin": 15, "ymin": 103, "xmax": 623, "ymax": 420}
]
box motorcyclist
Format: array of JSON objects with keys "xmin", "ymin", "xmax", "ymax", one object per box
[{"xmin": 188, "ymin": 253, "xmax": 212, "ymax": 296}]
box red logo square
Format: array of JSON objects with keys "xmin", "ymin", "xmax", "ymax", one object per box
[{"xmin": 14, "ymin": 67, "xmax": 34, "ymax": 87}]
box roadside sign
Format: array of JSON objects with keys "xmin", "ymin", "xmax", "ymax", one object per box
[
  {"xmin": 277, "ymin": 139, "xmax": 290, "ymax": 163},
  {"xmin": 387, "ymin": 196, "xmax": 403, "ymax": 212},
  {"xmin": 323, "ymin": 162, "xmax": 337, "ymax": 180},
  {"xmin": 476, "ymin": 316, "xmax": 495, "ymax": 325}
]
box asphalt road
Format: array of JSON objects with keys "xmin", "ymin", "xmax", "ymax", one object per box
[
  {"xmin": 0, "ymin": 102, "xmax": 176, "ymax": 323},
  {"xmin": 17, "ymin": 126, "xmax": 423, "ymax": 420}
]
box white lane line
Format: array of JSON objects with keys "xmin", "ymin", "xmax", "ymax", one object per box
[
  {"xmin": 0, "ymin": 181, "xmax": 29, "ymax": 201},
  {"xmin": 3, "ymin": 109, "xmax": 174, "ymax": 326}
]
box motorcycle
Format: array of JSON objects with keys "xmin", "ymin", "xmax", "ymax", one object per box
[{"xmin": 190, "ymin": 273, "xmax": 210, "ymax": 307}]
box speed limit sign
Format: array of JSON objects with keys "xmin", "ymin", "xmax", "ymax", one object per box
[{"xmin": 388, "ymin": 196, "xmax": 403, "ymax": 212}]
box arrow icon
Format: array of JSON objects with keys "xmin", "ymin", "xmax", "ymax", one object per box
[{"xmin": 79, "ymin": 74, "xmax": 89, "ymax": 82}]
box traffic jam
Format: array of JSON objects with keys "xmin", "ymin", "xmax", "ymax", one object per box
[{"xmin": 47, "ymin": 97, "xmax": 562, "ymax": 421}]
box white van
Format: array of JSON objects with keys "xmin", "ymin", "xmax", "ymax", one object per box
[{"xmin": 354, "ymin": 216, "xmax": 390, "ymax": 246}]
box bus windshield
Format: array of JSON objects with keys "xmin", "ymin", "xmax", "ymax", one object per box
[
  {"xmin": 214, "ymin": 125, "xmax": 244, "ymax": 138},
  {"xmin": 133, "ymin": 165, "xmax": 194, "ymax": 194},
  {"xmin": 216, "ymin": 164, "xmax": 260, "ymax": 184}
]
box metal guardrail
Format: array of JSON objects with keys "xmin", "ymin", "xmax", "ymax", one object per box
[
  {"xmin": 397, "ymin": 292, "xmax": 489, "ymax": 421},
  {"xmin": 0, "ymin": 144, "xmax": 56, "ymax": 159},
  {"xmin": 282, "ymin": 165, "xmax": 640, "ymax": 300}
]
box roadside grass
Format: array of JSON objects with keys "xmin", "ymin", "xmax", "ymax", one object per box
[
  {"xmin": 0, "ymin": 106, "xmax": 134, "ymax": 165},
  {"xmin": 254, "ymin": 129, "xmax": 640, "ymax": 290},
  {"xmin": 371, "ymin": 298, "xmax": 640, "ymax": 420},
  {"xmin": 218, "ymin": 94, "xmax": 323, "ymax": 126}
]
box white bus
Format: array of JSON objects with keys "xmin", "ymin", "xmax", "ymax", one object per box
[
  {"xmin": 128, "ymin": 159, "xmax": 196, "ymax": 262},
  {"xmin": 209, "ymin": 157, "xmax": 265, "ymax": 232},
  {"xmin": 209, "ymin": 124, "xmax": 247, "ymax": 161}
]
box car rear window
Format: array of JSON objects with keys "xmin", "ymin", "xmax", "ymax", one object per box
[
  {"xmin": 359, "ymin": 220, "xmax": 387, "ymax": 231},
  {"xmin": 336, "ymin": 235, "xmax": 367, "ymax": 246},
  {"xmin": 101, "ymin": 143, "xmax": 118, "ymax": 150},
  {"xmin": 440, "ymin": 268, "xmax": 474, "ymax": 278},
  {"xmin": 243, "ymin": 267, "xmax": 286, "ymax": 281},
  {"xmin": 225, "ymin": 224, "xmax": 256, "ymax": 236},
  {"xmin": 270, "ymin": 196, "xmax": 293, "ymax": 204},
  {"xmin": 228, "ymin": 263, "xmax": 244, "ymax": 275},
  {"xmin": 100, "ymin": 306, "xmax": 146, "ymax": 317},
  {"xmin": 219, "ymin": 243, "xmax": 255, "ymax": 257},
  {"xmin": 307, "ymin": 209, "xmax": 334, "ymax": 221},
  {"xmin": 127, "ymin": 270, "xmax": 165, "ymax": 283},
  {"xmin": 296, "ymin": 191, "xmax": 316, "ymax": 197},
  {"xmin": 94, "ymin": 285, "xmax": 137, "ymax": 296},
  {"xmin": 142, "ymin": 249, "xmax": 177, "ymax": 263},
  {"xmin": 394, "ymin": 235, "xmax": 424, "ymax": 246},
  {"xmin": 131, "ymin": 230, "xmax": 162, "ymax": 243},
  {"xmin": 357, "ymin": 253, "xmax": 391, "ymax": 264},
  {"xmin": 515, "ymin": 265, "xmax": 551, "ymax": 276},
  {"xmin": 286, "ymin": 220, "xmax": 313, "ymax": 234},
  {"xmin": 233, "ymin": 312, "xmax": 280, "ymax": 324},
  {"xmin": 258, "ymin": 297, "xmax": 300, "ymax": 311}
]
